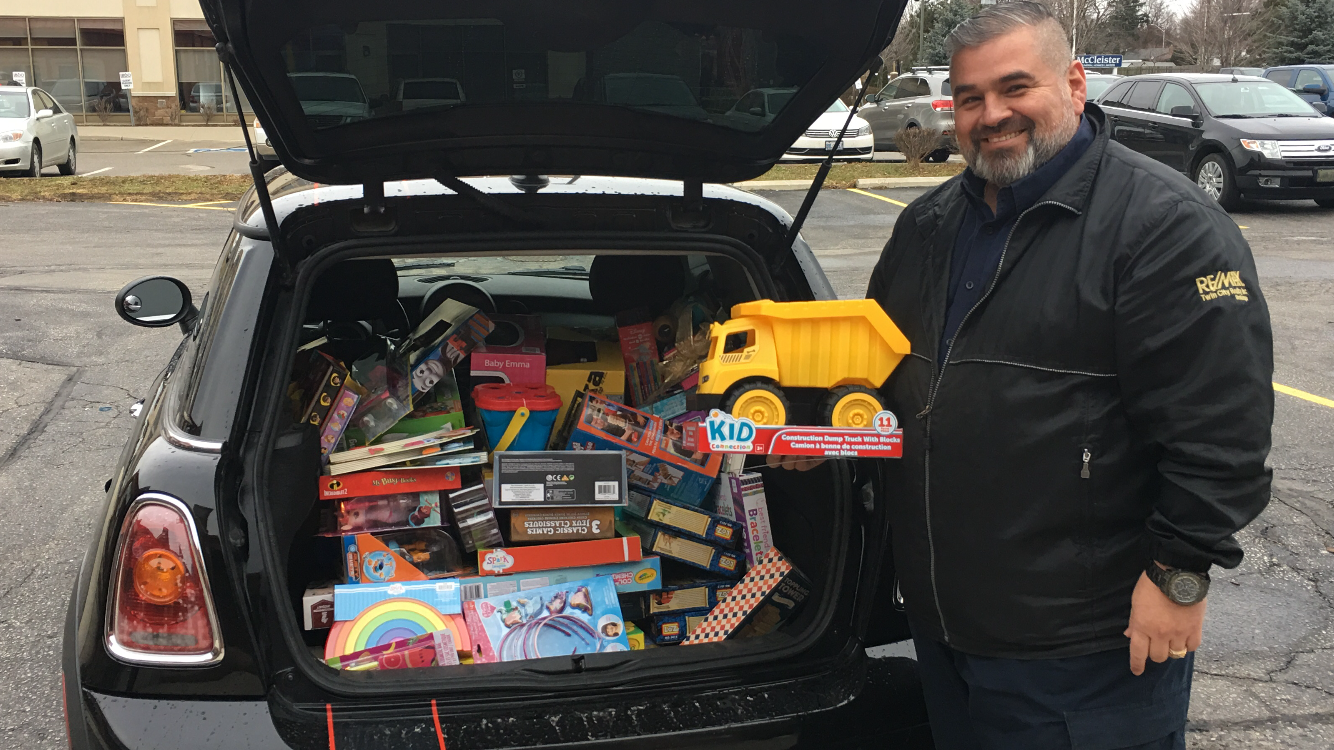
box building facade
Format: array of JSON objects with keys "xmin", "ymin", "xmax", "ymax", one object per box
[{"xmin": 1, "ymin": 0, "xmax": 248, "ymax": 124}]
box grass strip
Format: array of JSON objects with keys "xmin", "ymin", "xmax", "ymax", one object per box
[
  {"xmin": 0, "ymin": 174, "xmax": 252, "ymax": 203},
  {"xmin": 750, "ymin": 162, "xmax": 964, "ymax": 188}
]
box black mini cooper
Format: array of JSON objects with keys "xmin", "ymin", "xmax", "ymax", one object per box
[{"xmin": 61, "ymin": 1, "xmax": 931, "ymax": 748}]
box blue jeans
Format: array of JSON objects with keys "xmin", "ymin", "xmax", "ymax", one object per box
[{"xmin": 911, "ymin": 625, "xmax": 1193, "ymax": 750}]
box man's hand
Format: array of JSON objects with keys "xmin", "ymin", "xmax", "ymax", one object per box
[
  {"xmin": 1124, "ymin": 570, "xmax": 1206, "ymax": 675},
  {"xmin": 765, "ymin": 455, "xmax": 827, "ymax": 471}
]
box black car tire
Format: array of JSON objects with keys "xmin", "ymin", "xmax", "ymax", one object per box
[
  {"xmin": 924, "ymin": 149, "xmax": 950, "ymax": 163},
  {"xmin": 25, "ymin": 142, "xmax": 42, "ymax": 178},
  {"xmin": 1193, "ymin": 153, "xmax": 1240, "ymax": 211},
  {"xmin": 58, "ymin": 140, "xmax": 76, "ymax": 176},
  {"xmin": 1315, "ymin": 198, "xmax": 1334, "ymax": 208}
]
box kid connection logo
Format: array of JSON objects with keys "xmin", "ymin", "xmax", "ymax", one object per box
[{"xmin": 705, "ymin": 410, "xmax": 758, "ymax": 452}]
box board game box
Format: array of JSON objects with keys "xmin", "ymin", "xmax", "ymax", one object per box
[{"xmin": 680, "ymin": 547, "xmax": 812, "ymax": 646}]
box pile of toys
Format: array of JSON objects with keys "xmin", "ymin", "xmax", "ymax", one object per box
[{"xmin": 292, "ymin": 291, "xmax": 819, "ymax": 672}]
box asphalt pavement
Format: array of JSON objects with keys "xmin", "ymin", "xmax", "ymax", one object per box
[{"xmin": 0, "ymin": 189, "xmax": 1331, "ymax": 748}]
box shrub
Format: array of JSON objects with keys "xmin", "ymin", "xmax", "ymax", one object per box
[
  {"xmin": 199, "ymin": 102, "xmax": 216, "ymax": 124},
  {"xmin": 894, "ymin": 126, "xmax": 940, "ymax": 167},
  {"xmin": 93, "ymin": 96, "xmax": 114, "ymax": 125}
]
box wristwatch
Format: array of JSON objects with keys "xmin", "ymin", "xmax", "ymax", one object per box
[{"xmin": 1146, "ymin": 564, "xmax": 1210, "ymax": 605}]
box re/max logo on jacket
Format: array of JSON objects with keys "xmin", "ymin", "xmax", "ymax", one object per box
[{"xmin": 1195, "ymin": 270, "xmax": 1249, "ymax": 302}]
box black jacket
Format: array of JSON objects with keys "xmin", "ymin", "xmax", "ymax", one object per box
[{"xmin": 867, "ymin": 105, "xmax": 1274, "ymax": 658}]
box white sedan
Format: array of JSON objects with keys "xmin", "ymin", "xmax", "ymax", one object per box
[
  {"xmin": 0, "ymin": 86, "xmax": 79, "ymax": 177},
  {"xmin": 782, "ymin": 99, "xmax": 874, "ymax": 161}
]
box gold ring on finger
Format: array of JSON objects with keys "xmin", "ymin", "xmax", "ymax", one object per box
[{"xmin": 1168, "ymin": 649, "xmax": 1188, "ymax": 659}]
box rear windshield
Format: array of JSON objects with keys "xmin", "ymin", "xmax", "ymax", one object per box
[
  {"xmin": 290, "ymin": 75, "xmax": 366, "ymax": 103},
  {"xmin": 1194, "ymin": 80, "xmax": 1319, "ymax": 117},
  {"xmin": 0, "ymin": 89, "xmax": 29, "ymax": 118},
  {"xmin": 278, "ymin": 15, "xmax": 828, "ymax": 132},
  {"xmin": 1085, "ymin": 77, "xmax": 1115, "ymax": 99},
  {"xmin": 940, "ymin": 79, "xmax": 950, "ymax": 96},
  {"xmin": 401, "ymin": 80, "xmax": 462, "ymax": 101}
]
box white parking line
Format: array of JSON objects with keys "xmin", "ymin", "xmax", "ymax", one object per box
[
  {"xmin": 81, "ymin": 167, "xmax": 112, "ymax": 176},
  {"xmin": 135, "ymin": 140, "xmax": 174, "ymax": 154}
]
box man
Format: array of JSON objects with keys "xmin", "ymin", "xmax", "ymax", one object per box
[{"xmin": 777, "ymin": 3, "xmax": 1273, "ymax": 747}]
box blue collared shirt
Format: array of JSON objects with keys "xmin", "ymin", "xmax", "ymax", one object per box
[{"xmin": 938, "ymin": 116, "xmax": 1095, "ymax": 363}]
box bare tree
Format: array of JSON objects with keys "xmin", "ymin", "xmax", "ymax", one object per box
[{"xmin": 1176, "ymin": 0, "xmax": 1265, "ymax": 70}]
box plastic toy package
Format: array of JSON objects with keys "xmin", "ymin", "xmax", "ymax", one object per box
[
  {"xmin": 462, "ymin": 575, "xmax": 630, "ymax": 663},
  {"xmin": 320, "ymin": 492, "xmax": 442, "ymax": 536},
  {"xmin": 342, "ymin": 528, "xmax": 466, "ymax": 583}
]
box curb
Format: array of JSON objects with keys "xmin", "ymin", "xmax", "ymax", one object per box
[{"xmin": 733, "ymin": 175, "xmax": 957, "ymax": 191}]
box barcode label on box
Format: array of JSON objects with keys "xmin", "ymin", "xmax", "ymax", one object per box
[
  {"xmin": 595, "ymin": 482, "xmax": 619, "ymax": 501},
  {"xmin": 460, "ymin": 582, "xmax": 485, "ymax": 601}
]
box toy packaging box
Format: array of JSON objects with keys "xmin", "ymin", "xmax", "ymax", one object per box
[
  {"xmin": 459, "ymin": 557, "xmax": 662, "ymax": 601},
  {"xmin": 491, "ymin": 451, "xmax": 627, "ymax": 508},
  {"xmin": 728, "ymin": 473, "xmax": 775, "ymax": 566},
  {"xmin": 318, "ymin": 385, "xmax": 360, "ymax": 460},
  {"xmin": 334, "ymin": 579, "xmax": 463, "ymax": 620},
  {"xmin": 545, "ymin": 339, "xmax": 626, "ymax": 431},
  {"xmin": 320, "ymin": 492, "xmax": 443, "ymax": 536},
  {"xmin": 471, "ymin": 314, "xmax": 546, "ymax": 386},
  {"xmin": 318, "ymin": 466, "xmax": 462, "ymax": 501},
  {"xmin": 447, "ymin": 484, "xmax": 504, "ymax": 553},
  {"xmin": 563, "ymin": 392, "xmax": 721, "ymax": 507},
  {"xmin": 509, "ymin": 507, "xmax": 616, "ymax": 543},
  {"xmin": 342, "ymin": 528, "xmax": 466, "ymax": 583},
  {"xmin": 475, "ymin": 534, "xmax": 641, "ymax": 577},
  {"xmin": 682, "ymin": 409, "xmax": 903, "ymax": 459},
  {"xmin": 652, "ymin": 612, "xmax": 709, "ymax": 645},
  {"xmin": 616, "ymin": 312, "xmax": 662, "ymax": 407},
  {"xmin": 408, "ymin": 301, "xmax": 494, "ymax": 401},
  {"xmin": 619, "ymin": 518, "xmax": 744, "ymax": 578},
  {"xmin": 649, "ymin": 580, "xmax": 735, "ymax": 616},
  {"xmin": 326, "ymin": 630, "xmax": 460, "ymax": 671},
  {"xmin": 462, "ymin": 575, "xmax": 631, "ymax": 663},
  {"xmin": 625, "ymin": 490, "xmax": 741, "ymax": 549},
  {"xmin": 681, "ymin": 547, "xmax": 812, "ymax": 646},
  {"xmin": 303, "ymin": 583, "xmax": 336, "ymax": 630}
]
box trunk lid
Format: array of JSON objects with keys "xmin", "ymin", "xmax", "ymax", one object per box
[{"xmin": 200, "ymin": 0, "xmax": 904, "ymax": 184}]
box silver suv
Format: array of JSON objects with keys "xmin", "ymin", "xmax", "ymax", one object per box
[{"xmin": 858, "ymin": 67, "xmax": 954, "ymax": 162}]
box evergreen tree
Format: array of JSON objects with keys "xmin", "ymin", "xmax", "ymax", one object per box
[
  {"xmin": 919, "ymin": 0, "xmax": 980, "ymax": 66},
  {"xmin": 1266, "ymin": 0, "xmax": 1334, "ymax": 65},
  {"xmin": 1107, "ymin": 0, "xmax": 1151, "ymax": 52}
]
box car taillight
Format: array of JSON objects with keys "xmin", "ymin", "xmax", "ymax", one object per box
[
  {"xmin": 106, "ymin": 494, "xmax": 223, "ymax": 666},
  {"xmin": 931, "ymin": 99, "xmax": 954, "ymax": 112}
]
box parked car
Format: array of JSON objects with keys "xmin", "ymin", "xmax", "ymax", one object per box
[
  {"xmin": 785, "ymin": 98, "xmax": 874, "ymax": 161},
  {"xmin": 1261, "ymin": 64, "xmax": 1334, "ymax": 116},
  {"xmin": 1096, "ymin": 73, "xmax": 1334, "ymax": 209},
  {"xmin": 396, "ymin": 77, "xmax": 466, "ymax": 111},
  {"xmin": 187, "ymin": 82, "xmax": 232, "ymax": 113},
  {"xmin": 858, "ymin": 67, "xmax": 953, "ymax": 162},
  {"xmin": 1084, "ymin": 72, "xmax": 1122, "ymax": 101},
  {"xmin": 62, "ymin": 1, "xmax": 932, "ymax": 748},
  {"xmin": 585, "ymin": 72, "xmax": 711, "ymax": 121},
  {"xmin": 1219, "ymin": 67, "xmax": 1265, "ymax": 77},
  {"xmin": 0, "ymin": 86, "xmax": 78, "ymax": 178},
  {"xmin": 287, "ymin": 72, "xmax": 372, "ymax": 128}
]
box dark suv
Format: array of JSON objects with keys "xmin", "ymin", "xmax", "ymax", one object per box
[
  {"xmin": 1096, "ymin": 73, "xmax": 1334, "ymax": 209},
  {"xmin": 61, "ymin": 1, "xmax": 931, "ymax": 748}
]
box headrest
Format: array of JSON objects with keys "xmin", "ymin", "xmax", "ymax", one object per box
[
  {"xmin": 588, "ymin": 255, "xmax": 685, "ymax": 315},
  {"xmin": 307, "ymin": 259, "xmax": 400, "ymax": 323}
]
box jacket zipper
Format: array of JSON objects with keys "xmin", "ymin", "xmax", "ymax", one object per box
[
  {"xmin": 1081, "ymin": 448, "xmax": 1092, "ymax": 479},
  {"xmin": 914, "ymin": 200, "xmax": 1071, "ymax": 645}
]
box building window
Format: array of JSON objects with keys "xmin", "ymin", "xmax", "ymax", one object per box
[
  {"xmin": 0, "ymin": 18, "xmax": 127, "ymax": 114},
  {"xmin": 172, "ymin": 19, "xmax": 248, "ymax": 114}
]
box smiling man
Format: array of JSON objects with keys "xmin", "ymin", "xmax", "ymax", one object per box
[{"xmin": 859, "ymin": 3, "xmax": 1275, "ymax": 748}]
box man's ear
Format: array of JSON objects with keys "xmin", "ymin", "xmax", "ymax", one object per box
[{"xmin": 1068, "ymin": 59, "xmax": 1087, "ymax": 114}]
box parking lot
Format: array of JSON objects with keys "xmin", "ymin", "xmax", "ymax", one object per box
[{"xmin": 0, "ymin": 186, "xmax": 1330, "ymax": 748}]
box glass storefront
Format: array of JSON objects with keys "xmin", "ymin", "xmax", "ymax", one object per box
[
  {"xmin": 174, "ymin": 20, "xmax": 248, "ymax": 114},
  {"xmin": 0, "ymin": 17, "xmax": 128, "ymax": 114}
]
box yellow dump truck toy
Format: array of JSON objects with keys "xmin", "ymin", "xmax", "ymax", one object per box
[{"xmin": 694, "ymin": 299, "xmax": 911, "ymax": 427}]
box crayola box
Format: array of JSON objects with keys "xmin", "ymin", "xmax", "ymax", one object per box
[
  {"xmin": 462, "ymin": 575, "xmax": 630, "ymax": 663},
  {"xmin": 625, "ymin": 490, "xmax": 741, "ymax": 549},
  {"xmin": 458, "ymin": 556, "xmax": 662, "ymax": 601},
  {"xmin": 564, "ymin": 392, "xmax": 721, "ymax": 506}
]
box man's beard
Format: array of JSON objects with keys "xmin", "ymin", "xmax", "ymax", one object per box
[{"xmin": 960, "ymin": 107, "xmax": 1079, "ymax": 187}]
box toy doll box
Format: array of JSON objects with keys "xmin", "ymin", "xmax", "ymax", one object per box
[
  {"xmin": 565, "ymin": 392, "xmax": 722, "ymax": 507},
  {"xmin": 471, "ymin": 313, "xmax": 546, "ymax": 386},
  {"xmin": 462, "ymin": 575, "xmax": 630, "ymax": 663},
  {"xmin": 681, "ymin": 410, "xmax": 903, "ymax": 459},
  {"xmin": 680, "ymin": 547, "xmax": 812, "ymax": 646}
]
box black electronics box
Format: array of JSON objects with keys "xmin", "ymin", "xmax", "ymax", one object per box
[{"xmin": 491, "ymin": 451, "xmax": 628, "ymax": 509}]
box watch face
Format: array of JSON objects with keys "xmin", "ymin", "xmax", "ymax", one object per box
[{"xmin": 1168, "ymin": 573, "xmax": 1202, "ymax": 603}]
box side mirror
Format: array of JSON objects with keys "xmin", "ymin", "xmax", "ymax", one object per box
[
  {"xmin": 115, "ymin": 276, "xmax": 198, "ymax": 333},
  {"xmin": 748, "ymin": 107, "xmax": 764, "ymax": 117},
  {"xmin": 1302, "ymin": 83, "xmax": 1329, "ymax": 96},
  {"xmin": 1170, "ymin": 105, "xmax": 1199, "ymax": 118},
  {"xmin": 35, "ymin": 108, "xmax": 53, "ymax": 119},
  {"xmin": 1313, "ymin": 101, "xmax": 1330, "ymax": 115},
  {"xmin": 865, "ymin": 93, "xmax": 881, "ymax": 104}
]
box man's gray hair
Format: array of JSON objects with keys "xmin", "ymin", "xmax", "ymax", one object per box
[{"xmin": 945, "ymin": 1, "xmax": 1072, "ymax": 74}]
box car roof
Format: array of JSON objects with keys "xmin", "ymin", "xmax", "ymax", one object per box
[{"xmin": 1127, "ymin": 73, "xmax": 1269, "ymax": 83}]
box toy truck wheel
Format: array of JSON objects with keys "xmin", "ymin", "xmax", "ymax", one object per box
[
  {"xmin": 721, "ymin": 380, "xmax": 790, "ymax": 426},
  {"xmin": 819, "ymin": 386, "xmax": 885, "ymax": 428}
]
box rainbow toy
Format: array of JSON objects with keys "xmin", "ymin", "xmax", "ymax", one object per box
[{"xmin": 324, "ymin": 597, "xmax": 470, "ymax": 661}]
